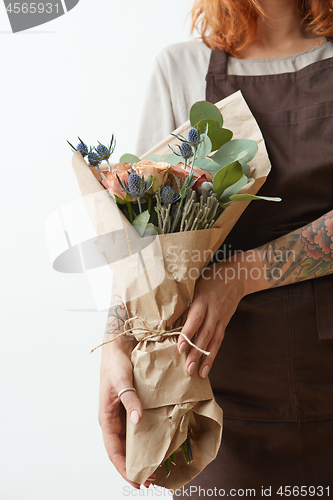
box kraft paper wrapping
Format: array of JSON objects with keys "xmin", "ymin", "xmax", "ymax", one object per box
[
  {"xmin": 71, "ymin": 91, "xmax": 272, "ymax": 489},
  {"xmin": 128, "ymin": 337, "xmax": 223, "ymax": 489}
]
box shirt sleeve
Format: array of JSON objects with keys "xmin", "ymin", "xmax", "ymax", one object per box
[
  {"xmin": 135, "ymin": 57, "xmax": 176, "ymax": 157},
  {"xmin": 135, "ymin": 41, "xmax": 211, "ymax": 157}
]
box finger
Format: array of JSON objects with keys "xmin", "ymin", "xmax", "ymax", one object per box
[
  {"xmin": 198, "ymin": 319, "xmax": 225, "ymax": 378},
  {"xmin": 100, "ymin": 397, "xmax": 152, "ymax": 489},
  {"xmin": 184, "ymin": 307, "xmax": 219, "ymax": 374},
  {"xmin": 109, "ymin": 359, "xmax": 144, "ymax": 426},
  {"xmin": 99, "ymin": 410, "xmax": 142, "ymax": 489},
  {"xmin": 118, "ymin": 389, "xmax": 143, "ymax": 426},
  {"xmin": 178, "ymin": 301, "xmax": 207, "ymax": 354},
  {"xmin": 99, "ymin": 364, "xmax": 144, "ymax": 486},
  {"xmin": 143, "ymin": 473, "xmax": 156, "ymax": 488}
]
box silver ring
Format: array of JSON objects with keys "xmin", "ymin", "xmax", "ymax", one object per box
[{"xmin": 118, "ymin": 387, "xmax": 136, "ymax": 399}]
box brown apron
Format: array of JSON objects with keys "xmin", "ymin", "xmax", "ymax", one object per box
[{"xmin": 176, "ymin": 48, "xmax": 333, "ymax": 498}]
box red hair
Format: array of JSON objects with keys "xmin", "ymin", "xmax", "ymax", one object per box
[{"xmin": 191, "ymin": 0, "xmax": 333, "ymax": 57}]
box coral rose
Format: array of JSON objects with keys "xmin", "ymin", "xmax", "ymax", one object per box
[
  {"xmin": 132, "ymin": 160, "xmax": 171, "ymax": 192},
  {"xmin": 192, "ymin": 174, "xmax": 213, "ymax": 193},
  {"xmin": 101, "ymin": 165, "xmax": 132, "ymax": 201},
  {"xmin": 168, "ymin": 162, "xmax": 213, "ymax": 185}
]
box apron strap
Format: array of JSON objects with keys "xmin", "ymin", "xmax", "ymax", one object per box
[
  {"xmin": 206, "ymin": 39, "xmax": 333, "ymax": 79},
  {"xmin": 206, "ymin": 49, "xmax": 228, "ymax": 77},
  {"xmin": 206, "ymin": 49, "xmax": 228, "ymax": 104}
]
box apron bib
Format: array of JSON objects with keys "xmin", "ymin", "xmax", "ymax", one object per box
[
  {"xmin": 205, "ymin": 49, "xmax": 333, "ymax": 423},
  {"xmin": 175, "ymin": 48, "xmax": 333, "ymax": 497}
]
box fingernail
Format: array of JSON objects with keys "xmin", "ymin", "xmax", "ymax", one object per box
[
  {"xmin": 130, "ymin": 410, "xmax": 140, "ymax": 425},
  {"xmin": 179, "ymin": 342, "xmax": 187, "ymax": 355},
  {"xmin": 188, "ymin": 362, "xmax": 196, "ymax": 375},
  {"xmin": 201, "ymin": 365, "xmax": 210, "ymax": 378}
]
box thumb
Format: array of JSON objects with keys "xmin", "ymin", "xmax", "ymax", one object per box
[{"xmin": 118, "ymin": 388, "xmax": 143, "ymax": 425}]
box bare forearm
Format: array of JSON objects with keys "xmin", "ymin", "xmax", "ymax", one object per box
[
  {"xmin": 244, "ymin": 209, "xmax": 333, "ymax": 294},
  {"xmin": 98, "ymin": 282, "xmax": 144, "ymax": 489},
  {"xmin": 105, "ymin": 279, "xmax": 128, "ymax": 335},
  {"xmin": 180, "ymin": 211, "xmax": 333, "ymax": 377},
  {"xmin": 102, "ymin": 278, "xmax": 135, "ymax": 360}
]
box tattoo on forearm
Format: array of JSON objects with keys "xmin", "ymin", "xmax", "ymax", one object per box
[
  {"xmin": 259, "ymin": 234, "xmax": 300, "ymax": 285},
  {"xmin": 298, "ymin": 211, "xmax": 333, "ymax": 278},
  {"xmin": 105, "ymin": 279, "xmax": 128, "ymax": 334},
  {"xmin": 259, "ymin": 210, "xmax": 333, "ymax": 287}
]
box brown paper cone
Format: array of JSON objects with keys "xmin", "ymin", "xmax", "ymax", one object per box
[
  {"xmin": 71, "ymin": 91, "xmax": 272, "ymax": 489},
  {"xmin": 126, "ymin": 337, "xmax": 223, "ymax": 489}
]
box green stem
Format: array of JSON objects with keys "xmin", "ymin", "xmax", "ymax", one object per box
[
  {"xmin": 106, "ymin": 159, "xmax": 111, "ymax": 172},
  {"xmin": 126, "ymin": 202, "xmax": 133, "ymax": 223},
  {"xmin": 147, "ymin": 196, "xmax": 152, "ymax": 215},
  {"xmin": 137, "ymin": 198, "xmax": 142, "ymax": 214},
  {"xmin": 189, "ymin": 146, "xmax": 198, "ymax": 178}
]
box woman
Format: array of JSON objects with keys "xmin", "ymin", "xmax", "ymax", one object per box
[{"xmin": 99, "ymin": 0, "xmax": 333, "ymax": 496}]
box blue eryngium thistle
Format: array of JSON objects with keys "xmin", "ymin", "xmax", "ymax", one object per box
[
  {"xmin": 77, "ymin": 140, "xmax": 88, "ymax": 157},
  {"xmin": 67, "ymin": 136, "xmax": 88, "ymax": 157},
  {"xmin": 88, "ymin": 151, "xmax": 101, "ymax": 167},
  {"xmin": 94, "ymin": 135, "xmax": 116, "ymax": 168},
  {"xmin": 161, "ymin": 186, "xmax": 178, "ymax": 204},
  {"xmin": 187, "ymin": 127, "xmax": 200, "ymax": 145},
  {"xmin": 116, "ymin": 171, "xmax": 154, "ymax": 213},
  {"xmin": 180, "ymin": 142, "xmax": 193, "ymax": 160},
  {"xmin": 96, "ymin": 144, "xmax": 109, "ymax": 157},
  {"xmin": 128, "ymin": 172, "xmax": 144, "ymax": 197},
  {"xmin": 67, "ymin": 135, "xmax": 115, "ymax": 171}
]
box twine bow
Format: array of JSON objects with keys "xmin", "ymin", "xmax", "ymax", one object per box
[{"xmin": 91, "ymin": 316, "xmax": 210, "ymax": 356}]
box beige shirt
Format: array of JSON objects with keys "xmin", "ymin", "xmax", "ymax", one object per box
[{"xmin": 136, "ymin": 39, "xmax": 333, "ymax": 156}]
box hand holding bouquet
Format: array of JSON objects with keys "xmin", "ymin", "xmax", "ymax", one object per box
[{"xmin": 69, "ymin": 91, "xmax": 278, "ymax": 489}]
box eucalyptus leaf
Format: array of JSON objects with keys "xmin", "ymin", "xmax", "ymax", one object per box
[
  {"xmin": 196, "ymin": 119, "xmax": 233, "ymax": 152},
  {"xmin": 212, "ymin": 139, "xmax": 258, "ymax": 167},
  {"xmin": 143, "ymin": 223, "xmax": 161, "ymax": 236},
  {"xmin": 213, "ymin": 161, "xmax": 243, "ymax": 199},
  {"xmin": 132, "ymin": 210, "xmax": 150, "ymax": 237},
  {"xmin": 242, "ymin": 163, "xmax": 251, "ymax": 176},
  {"xmin": 166, "ymin": 153, "xmax": 183, "ymax": 165},
  {"xmin": 230, "ymin": 194, "xmax": 282, "ymax": 202},
  {"xmin": 190, "ymin": 101, "xmax": 223, "ymax": 128},
  {"xmin": 193, "ymin": 158, "xmax": 227, "ymax": 177},
  {"xmin": 119, "ymin": 153, "xmax": 141, "ymax": 164},
  {"xmin": 212, "ymin": 147, "xmax": 248, "ymax": 168},
  {"xmin": 219, "ymin": 174, "xmax": 248, "ymax": 204},
  {"xmin": 145, "ymin": 154, "xmax": 161, "ymax": 162},
  {"xmin": 197, "ymin": 134, "xmax": 212, "ymax": 159},
  {"xmin": 192, "ymin": 158, "xmax": 214, "ymax": 169},
  {"xmin": 146, "ymin": 153, "xmax": 180, "ymax": 165}
]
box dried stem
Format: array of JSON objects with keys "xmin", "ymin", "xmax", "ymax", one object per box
[{"xmin": 154, "ymin": 187, "xmax": 220, "ymax": 233}]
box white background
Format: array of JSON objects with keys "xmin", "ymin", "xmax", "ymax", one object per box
[{"xmin": 0, "ymin": 1, "xmax": 193, "ymax": 498}]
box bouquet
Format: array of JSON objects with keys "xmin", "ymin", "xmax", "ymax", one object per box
[{"xmin": 69, "ymin": 91, "xmax": 278, "ymax": 489}]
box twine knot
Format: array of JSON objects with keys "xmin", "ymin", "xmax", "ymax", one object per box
[{"xmin": 91, "ymin": 316, "xmax": 210, "ymax": 356}]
